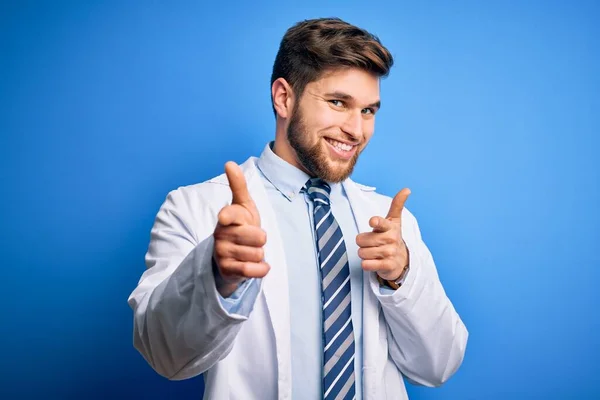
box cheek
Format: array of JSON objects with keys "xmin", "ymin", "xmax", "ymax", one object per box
[
  {"xmin": 302, "ymin": 107, "xmax": 332, "ymax": 137},
  {"xmin": 314, "ymin": 107, "xmax": 345, "ymax": 130}
]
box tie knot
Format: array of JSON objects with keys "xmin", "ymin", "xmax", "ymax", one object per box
[{"xmin": 305, "ymin": 178, "xmax": 331, "ymax": 206}]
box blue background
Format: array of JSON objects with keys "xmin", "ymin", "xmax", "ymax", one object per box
[{"xmin": 1, "ymin": 1, "xmax": 598, "ymax": 399}]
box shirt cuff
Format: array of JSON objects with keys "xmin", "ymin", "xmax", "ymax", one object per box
[
  {"xmin": 377, "ymin": 265, "xmax": 411, "ymax": 295},
  {"xmin": 217, "ymin": 278, "xmax": 261, "ymax": 317}
]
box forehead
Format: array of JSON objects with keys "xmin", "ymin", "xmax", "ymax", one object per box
[{"xmin": 308, "ymin": 68, "xmax": 381, "ymax": 102}]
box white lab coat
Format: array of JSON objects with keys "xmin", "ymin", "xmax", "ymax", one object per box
[{"xmin": 128, "ymin": 156, "xmax": 468, "ymax": 399}]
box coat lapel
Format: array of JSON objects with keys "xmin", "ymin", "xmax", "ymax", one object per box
[
  {"xmin": 343, "ymin": 179, "xmax": 382, "ymax": 399},
  {"xmin": 240, "ymin": 158, "xmax": 293, "ymax": 399}
]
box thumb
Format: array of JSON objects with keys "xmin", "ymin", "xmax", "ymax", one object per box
[
  {"xmin": 225, "ymin": 161, "xmax": 253, "ymax": 206},
  {"xmin": 386, "ymin": 188, "xmax": 411, "ymax": 220}
]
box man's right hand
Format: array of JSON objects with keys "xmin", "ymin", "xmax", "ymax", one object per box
[{"xmin": 213, "ymin": 161, "xmax": 270, "ymax": 298}]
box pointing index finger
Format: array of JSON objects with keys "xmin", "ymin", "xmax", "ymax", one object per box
[
  {"xmin": 386, "ymin": 188, "xmax": 411, "ymax": 220},
  {"xmin": 225, "ymin": 161, "xmax": 253, "ymax": 206}
]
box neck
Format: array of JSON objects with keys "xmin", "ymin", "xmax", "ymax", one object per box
[{"xmin": 273, "ymin": 127, "xmax": 313, "ymax": 177}]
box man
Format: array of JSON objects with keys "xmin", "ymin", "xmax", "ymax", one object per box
[{"xmin": 128, "ymin": 17, "xmax": 468, "ymax": 400}]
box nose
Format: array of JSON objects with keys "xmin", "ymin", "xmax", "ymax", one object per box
[{"xmin": 341, "ymin": 110, "xmax": 363, "ymax": 141}]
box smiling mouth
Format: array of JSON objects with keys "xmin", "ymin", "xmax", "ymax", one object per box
[{"xmin": 324, "ymin": 137, "xmax": 358, "ymax": 159}]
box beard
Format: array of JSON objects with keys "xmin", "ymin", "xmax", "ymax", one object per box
[{"xmin": 287, "ymin": 106, "xmax": 361, "ymax": 183}]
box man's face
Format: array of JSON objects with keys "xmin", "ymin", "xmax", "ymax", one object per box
[{"xmin": 286, "ymin": 68, "xmax": 381, "ymax": 183}]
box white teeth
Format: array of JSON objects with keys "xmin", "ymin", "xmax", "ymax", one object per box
[{"xmin": 327, "ymin": 138, "xmax": 353, "ymax": 151}]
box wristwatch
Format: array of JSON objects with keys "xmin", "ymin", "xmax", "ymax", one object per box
[{"xmin": 376, "ymin": 264, "xmax": 410, "ymax": 290}]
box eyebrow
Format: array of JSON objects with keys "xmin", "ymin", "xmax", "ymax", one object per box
[{"xmin": 324, "ymin": 91, "xmax": 381, "ymax": 109}]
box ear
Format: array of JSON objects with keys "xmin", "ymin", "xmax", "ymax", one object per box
[{"xmin": 272, "ymin": 78, "xmax": 295, "ymax": 119}]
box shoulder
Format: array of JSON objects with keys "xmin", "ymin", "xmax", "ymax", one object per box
[
  {"xmin": 157, "ymin": 156, "xmax": 262, "ymax": 223},
  {"xmin": 163, "ymin": 156, "xmax": 258, "ymax": 207},
  {"xmin": 347, "ymin": 179, "xmax": 390, "ymax": 207},
  {"xmin": 154, "ymin": 181, "xmax": 228, "ymax": 232},
  {"xmin": 353, "ymin": 181, "xmax": 377, "ymax": 192},
  {"xmin": 347, "ymin": 178, "xmax": 419, "ymax": 227}
]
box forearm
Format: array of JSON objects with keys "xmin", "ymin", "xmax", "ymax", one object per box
[
  {"xmin": 129, "ymin": 235, "xmax": 260, "ymax": 380},
  {"xmin": 374, "ymin": 236, "xmax": 468, "ymax": 386}
]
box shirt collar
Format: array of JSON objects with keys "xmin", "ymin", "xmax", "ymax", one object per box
[{"xmin": 256, "ymin": 142, "xmax": 311, "ymax": 201}]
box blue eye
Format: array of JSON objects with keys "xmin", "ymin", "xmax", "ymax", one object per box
[
  {"xmin": 362, "ymin": 108, "xmax": 375, "ymax": 115},
  {"xmin": 329, "ymin": 100, "xmax": 344, "ymax": 107}
]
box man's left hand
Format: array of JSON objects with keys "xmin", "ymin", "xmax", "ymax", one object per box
[{"xmin": 356, "ymin": 188, "xmax": 411, "ymax": 281}]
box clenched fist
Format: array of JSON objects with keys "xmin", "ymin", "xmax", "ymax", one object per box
[
  {"xmin": 213, "ymin": 162, "xmax": 270, "ymax": 297},
  {"xmin": 356, "ymin": 188, "xmax": 411, "ymax": 283}
]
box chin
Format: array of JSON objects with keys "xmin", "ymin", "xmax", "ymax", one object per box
[
  {"xmin": 321, "ymin": 149, "xmax": 359, "ymax": 182},
  {"xmin": 316, "ymin": 160, "xmax": 356, "ymax": 183}
]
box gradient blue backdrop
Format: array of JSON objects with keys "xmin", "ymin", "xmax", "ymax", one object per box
[{"xmin": 1, "ymin": 1, "xmax": 598, "ymax": 399}]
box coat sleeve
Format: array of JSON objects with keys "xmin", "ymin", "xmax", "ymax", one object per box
[
  {"xmin": 371, "ymin": 208, "xmax": 469, "ymax": 387},
  {"xmin": 127, "ymin": 186, "xmax": 262, "ymax": 380}
]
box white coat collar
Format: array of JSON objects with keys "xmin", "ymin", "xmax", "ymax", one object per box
[{"xmin": 342, "ymin": 179, "xmax": 382, "ymax": 399}]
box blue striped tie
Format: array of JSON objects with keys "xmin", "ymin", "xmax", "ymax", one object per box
[{"xmin": 305, "ymin": 178, "xmax": 356, "ymax": 400}]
